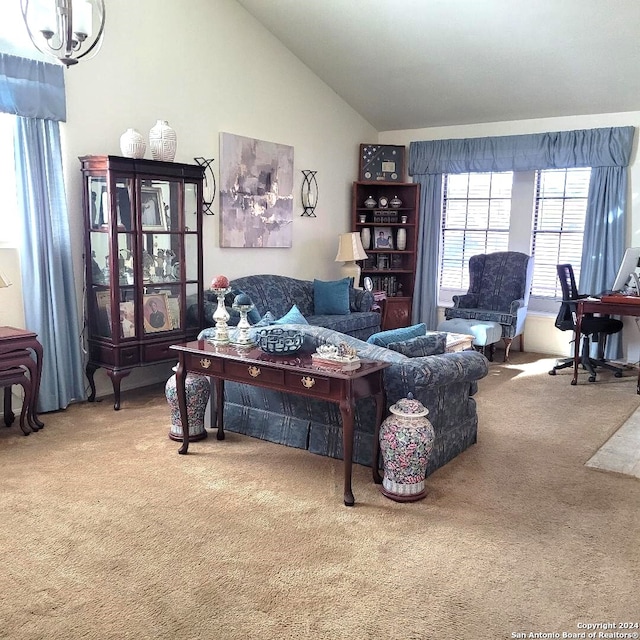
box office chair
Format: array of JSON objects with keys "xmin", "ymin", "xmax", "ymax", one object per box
[{"xmin": 549, "ymin": 264, "xmax": 624, "ymax": 382}]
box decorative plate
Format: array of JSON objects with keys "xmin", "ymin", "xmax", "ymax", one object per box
[{"xmin": 257, "ymin": 328, "xmax": 304, "ymax": 354}]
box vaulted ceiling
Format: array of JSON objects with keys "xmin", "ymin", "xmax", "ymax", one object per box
[{"xmin": 237, "ymin": 0, "xmax": 640, "ymax": 131}]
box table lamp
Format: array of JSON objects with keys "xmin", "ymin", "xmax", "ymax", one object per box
[{"xmin": 335, "ymin": 232, "xmax": 368, "ymax": 287}]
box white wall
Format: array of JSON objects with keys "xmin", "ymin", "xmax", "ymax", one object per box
[
  {"xmin": 56, "ymin": 0, "xmax": 377, "ymax": 397},
  {"xmin": 380, "ymin": 112, "xmax": 640, "ymax": 360}
]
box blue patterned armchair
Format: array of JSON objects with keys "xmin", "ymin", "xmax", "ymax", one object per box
[{"xmin": 444, "ymin": 251, "xmax": 534, "ymax": 360}]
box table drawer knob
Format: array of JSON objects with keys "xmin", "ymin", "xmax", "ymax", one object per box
[
  {"xmin": 248, "ymin": 366, "xmax": 261, "ymax": 377},
  {"xmin": 200, "ymin": 358, "xmax": 212, "ymax": 369},
  {"xmin": 301, "ymin": 376, "xmax": 315, "ymax": 389}
]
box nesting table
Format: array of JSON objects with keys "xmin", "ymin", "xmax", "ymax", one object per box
[{"xmin": 0, "ymin": 326, "xmax": 44, "ymax": 435}]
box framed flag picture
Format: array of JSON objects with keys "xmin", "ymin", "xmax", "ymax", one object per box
[{"xmin": 359, "ymin": 144, "xmax": 405, "ymax": 182}]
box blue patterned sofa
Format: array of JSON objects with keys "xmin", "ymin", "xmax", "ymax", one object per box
[
  {"xmin": 198, "ymin": 324, "xmax": 489, "ymax": 476},
  {"xmin": 217, "ymin": 274, "xmax": 381, "ymax": 341}
]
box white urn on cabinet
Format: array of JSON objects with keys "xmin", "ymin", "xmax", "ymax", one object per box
[
  {"xmin": 149, "ymin": 120, "xmax": 177, "ymax": 162},
  {"xmin": 119, "ymin": 128, "xmax": 146, "ymax": 159}
]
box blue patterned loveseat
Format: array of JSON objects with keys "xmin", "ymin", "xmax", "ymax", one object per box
[
  {"xmin": 198, "ymin": 324, "xmax": 489, "ymax": 476},
  {"xmin": 220, "ymin": 274, "xmax": 381, "ymax": 341}
]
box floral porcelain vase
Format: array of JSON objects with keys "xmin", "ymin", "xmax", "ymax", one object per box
[
  {"xmin": 149, "ymin": 119, "xmax": 177, "ymax": 161},
  {"xmin": 378, "ymin": 393, "xmax": 435, "ymax": 502},
  {"xmin": 165, "ymin": 369, "xmax": 210, "ymax": 441}
]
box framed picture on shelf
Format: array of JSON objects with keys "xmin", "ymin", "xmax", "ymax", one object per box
[
  {"xmin": 119, "ymin": 301, "xmax": 135, "ymax": 338},
  {"xmin": 140, "ymin": 186, "xmax": 167, "ymax": 230},
  {"xmin": 166, "ymin": 296, "xmax": 181, "ymax": 330},
  {"xmin": 142, "ymin": 293, "xmax": 173, "ymax": 333},
  {"xmin": 95, "ymin": 289, "xmax": 112, "ymax": 337},
  {"xmin": 374, "ymin": 227, "xmax": 394, "ymax": 250}
]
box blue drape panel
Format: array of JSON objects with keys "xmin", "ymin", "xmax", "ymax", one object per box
[
  {"xmin": 412, "ymin": 175, "xmax": 442, "ymax": 330},
  {"xmin": 409, "ymin": 127, "xmax": 636, "ymax": 343},
  {"xmin": 0, "ymin": 53, "xmax": 66, "ymax": 121},
  {"xmin": 580, "ymin": 166, "xmax": 628, "ymax": 357},
  {"xmin": 14, "ymin": 117, "xmax": 85, "ymax": 412}
]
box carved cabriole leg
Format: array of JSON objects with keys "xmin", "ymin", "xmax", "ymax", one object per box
[
  {"xmin": 339, "ymin": 397, "xmax": 355, "ymax": 507},
  {"xmin": 176, "ymin": 360, "xmax": 189, "ymax": 455},
  {"xmin": 4, "ymin": 386, "xmax": 14, "ymax": 426},
  {"xmin": 503, "ymin": 338, "xmax": 513, "ymax": 362},
  {"xmin": 372, "ymin": 389, "xmax": 386, "ymax": 485},
  {"xmin": 106, "ymin": 370, "xmax": 131, "ymax": 411},
  {"xmin": 86, "ymin": 362, "xmax": 99, "ymax": 402},
  {"xmin": 214, "ymin": 377, "xmax": 225, "ymax": 441}
]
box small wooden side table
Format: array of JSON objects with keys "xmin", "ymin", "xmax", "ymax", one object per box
[{"xmin": 0, "ymin": 326, "xmax": 44, "ymax": 434}]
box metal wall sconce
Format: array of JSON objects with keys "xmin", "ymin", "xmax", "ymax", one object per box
[
  {"xmin": 21, "ymin": 0, "xmax": 106, "ymax": 67},
  {"xmin": 194, "ymin": 157, "xmax": 216, "ymax": 215},
  {"xmin": 301, "ymin": 170, "xmax": 318, "ymax": 217}
]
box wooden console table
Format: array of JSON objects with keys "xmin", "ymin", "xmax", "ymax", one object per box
[
  {"xmin": 574, "ymin": 297, "xmax": 640, "ymax": 393},
  {"xmin": 0, "ymin": 326, "xmax": 44, "ymax": 434},
  {"xmin": 170, "ymin": 340, "xmax": 390, "ymax": 506}
]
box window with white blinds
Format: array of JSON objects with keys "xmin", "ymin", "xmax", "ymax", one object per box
[
  {"xmin": 531, "ymin": 168, "xmax": 590, "ymax": 298},
  {"xmin": 438, "ymin": 167, "xmax": 591, "ymax": 307},
  {"xmin": 440, "ymin": 172, "xmax": 512, "ymax": 291}
]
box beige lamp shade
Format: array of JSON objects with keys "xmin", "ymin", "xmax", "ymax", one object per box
[
  {"xmin": 335, "ymin": 232, "xmax": 368, "ymax": 287},
  {"xmin": 0, "ymin": 272, "xmax": 12, "ymax": 288},
  {"xmin": 335, "ymin": 232, "xmax": 368, "ymax": 262}
]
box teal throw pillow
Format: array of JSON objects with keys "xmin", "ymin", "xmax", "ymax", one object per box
[
  {"xmin": 274, "ymin": 304, "xmax": 309, "ymax": 325},
  {"xmin": 366, "ymin": 323, "xmax": 427, "ymax": 347},
  {"xmin": 313, "ymin": 278, "xmax": 351, "ymax": 315},
  {"xmin": 386, "ymin": 333, "xmax": 447, "ymax": 357}
]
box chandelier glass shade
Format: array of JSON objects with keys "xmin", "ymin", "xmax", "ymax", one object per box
[{"xmin": 20, "ymin": 0, "xmax": 106, "ymax": 67}]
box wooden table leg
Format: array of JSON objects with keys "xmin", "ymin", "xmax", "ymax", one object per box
[
  {"xmin": 572, "ymin": 314, "xmax": 583, "ymax": 387},
  {"xmin": 176, "ymin": 360, "xmax": 189, "ymax": 454},
  {"xmin": 29, "ymin": 341, "xmax": 44, "ymax": 428},
  {"xmin": 372, "ymin": 390, "xmax": 385, "ymax": 485},
  {"xmin": 339, "ymin": 398, "xmax": 355, "ymax": 507},
  {"xmin": 213, "ymin": 377, "xmax": 225, "ymax": 440},
  {"xmin": 3, "ymin": 386, "xmax": 14, "ymax": 426}
]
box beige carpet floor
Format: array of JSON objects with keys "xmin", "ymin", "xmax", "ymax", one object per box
[{"xmin": 1, "ymin": 352, "xmax": 639, "ymax": 640}]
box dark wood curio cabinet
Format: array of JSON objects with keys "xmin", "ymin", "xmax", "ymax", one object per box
[
  {"xmin": 79, "ymin": 155, "xmax": 205, "ymax": 409},
  {"xmin": 351, "ymin": 181, "xmax": 421, "ymax": 329}
]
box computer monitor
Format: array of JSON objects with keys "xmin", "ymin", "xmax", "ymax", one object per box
[{"xmin": 611, "ymin": 247, "xmax": 640, "ymax": 292}]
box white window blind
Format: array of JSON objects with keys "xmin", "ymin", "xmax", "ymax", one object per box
[
  {"xmin": 440, "ymin": 172, "xmax": 512, "ymax": 290},
  {"xmin": 531, "ymin": 168, "xmax": 590, "ymax": 298}
]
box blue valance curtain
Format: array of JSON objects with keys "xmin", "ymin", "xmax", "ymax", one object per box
[
  {"xmin": 408, "ymin": 127, "xmax": 636, "ymax": 340},
  {"xmin": 0, "ymin": 53, "xmax": 66, "ymax": 121},
  {"xmin": 1, "ymin": 53, "xmax": 85, "ymax": 412}
]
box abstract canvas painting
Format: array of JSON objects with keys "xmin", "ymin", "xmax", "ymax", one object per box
[{"xmin": 219, "ymin": 132, "xmax": 294, "ymax": 248}]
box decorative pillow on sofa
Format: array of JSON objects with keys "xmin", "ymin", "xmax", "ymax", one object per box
[
  {"xmin": 386, "ymin": 333, "xmax": 447, "ymax": 357},
  {"xmin": 274, "ymin": 304, "xmax": 309, "ymax": 325},
  {"xmin": 313, "ymin": 278, "xmax": 351, "ymax": 315},
  {"xmin": 366, "ymin": 323, "xmax": 427, "ymax": 347}
]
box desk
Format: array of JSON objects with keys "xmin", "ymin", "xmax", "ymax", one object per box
[
  {"xmin": 574, "ymin": 298, "xmax": 640, "ymax": 393},
  {"xmin": 0, "ymin": 326, "xmax": 44, "ymax": 432},
  {"xmin": 170, "ymin": 340, "xmax": 390, "ymax": 506}
]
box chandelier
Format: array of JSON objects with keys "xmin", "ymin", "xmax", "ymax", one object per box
[{"xmin": 20, "ymin": 0, "xmax": 106, "ymax": 67}]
